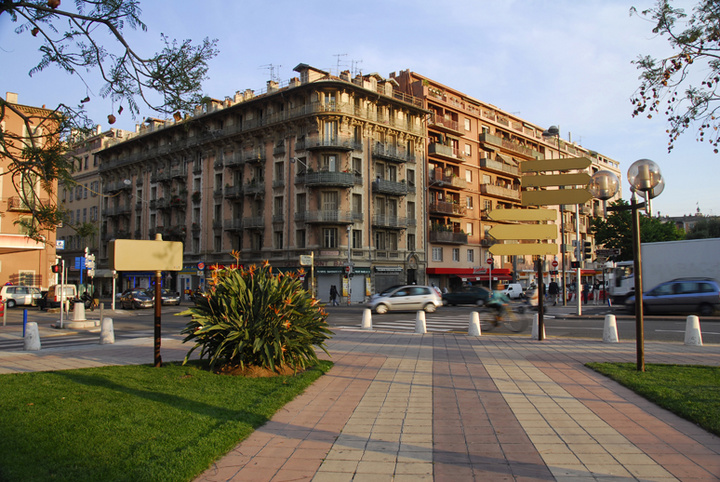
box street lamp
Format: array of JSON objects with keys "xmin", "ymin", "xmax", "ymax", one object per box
[
  {"xmin": 589, "ymin": 159, "xmax": 663, "ymax": 372},
  {"xmin": 542, "ymin": 125, "xmax": 567, "ymax": 306}
]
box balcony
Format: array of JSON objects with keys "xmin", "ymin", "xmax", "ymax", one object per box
[
  {"xmin": 372, "ymin": 179, "xmax": 409, "ymax": 196},
  {"xmin": 245, "ymin": 151, "xmax": 266, "ymax": 164},
  {"xmin": 296, "ymin": 135, "xmax": 360, "ymax": 152},
  {"xmin": 372, "ymin": 215, "xmax": 409, "ymax": 229},
  {"xmin": 428, "ymin": 143, "xmax": 463, "ymax": 162},
  {"xmin": 224, "ymin": 185, "xmax": 243, "ymax": 198},
  {"xmin": 244, "ymin": 181, "xmax": 265, "ymax": 196},
  {"xmin": 104, "ymin": 204, "xmax": 132, "ymax": 217},
  {"xmin": 171, "ymin": 166, "xmax": 188, "ymax": 179},
  {"xmin": 479, "ymin": 132, "xmax": 541, "ymax": 159},
  {"xmin": 480, "ymin": 157, "xmax": 520, "ymax": 177},
  {"xmin": 372, "ymin": 144, "xmax": 415, "ymax": 164},
  {"xmin": 429, "ymin": 171, "xmax": 467, "ymax": 190},
  {"xmin": 151, "ymin": 171, "xmax": 171, "ymax": 183},
  {"xmin": 103, "ymin": 180, "xmax": 132, "ymax": 194},
  {"xmin": 295, "ymin": 210, "xmax": 356, "ymax": 224},
  {"xmin": 480, "ymin": 184, "xmax": 521, "ymax": 202},
  {"xmin": 429, "ymin": 201, "xmax": 466, "ymax": 217},
  {"xmin": 225, "ymin": 153, "xmax": 245, "ymax": 168},
  {"xmin": 297, "ymin": 171, "xmax": 358, "ymax": 188},
  {"xmin": 429, "ymin": 230, "xmax": 468, "ymax": 245},
  {"xmin": 223, "ymin": 219, "xmax": 243, "ymax": 231},
  {"xmin": 243, "ymin": 216, "xmax": 265, "ymax": 229},
  {"xmin": 428, "ymin": 113, "xmax": 462, "ymax": 135}
]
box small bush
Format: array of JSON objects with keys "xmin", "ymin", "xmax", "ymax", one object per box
[{"xmin": 181, "ymin": 261, "xmax": 332, "ymax": 372}]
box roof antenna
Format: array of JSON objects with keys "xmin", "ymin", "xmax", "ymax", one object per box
[
  {"xmin": 333, "ymin": 53, "xmax": 347, "ymax": 75},
  {"xmin": 259, "ymin": 64, "xmax": 282, "ymax": 83},
  {"xmin": 351, "ymin": 59, "xmax": 363, "ymax": 77}
]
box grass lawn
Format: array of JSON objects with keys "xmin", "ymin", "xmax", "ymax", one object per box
[
  {"xmin": 0, "ymin": 360, "xmax": 332, "ymax": 482},
  {"xmin": 586, "ymin": 363, "xmax": 720, "ymax": 437}
]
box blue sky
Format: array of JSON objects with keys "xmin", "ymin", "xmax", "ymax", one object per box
[{"xmin": 1, "ymin": 0, "xmax": 714, "ymax": 218}]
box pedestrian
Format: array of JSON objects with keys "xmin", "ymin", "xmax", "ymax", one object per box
[
  {"xmin": 548, "ymin": 279, "xmax": 559, "ymax": 306},
  {"xmin": 582, "ymin": 281, "xmax": 590, "ymax": 304},
  {"xmin": 329, "ymin": 285, "xmax": 339, "ymax": 306}
]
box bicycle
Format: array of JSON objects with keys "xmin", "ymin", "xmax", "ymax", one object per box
[{"xmin": 477, "ymin": 302, "xmax": 531, "ymax": 333}]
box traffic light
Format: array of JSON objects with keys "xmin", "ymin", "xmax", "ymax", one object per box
[
  {"xmin": 583, "ymin": 241, "xmax": 592, "ymax": 260},
  {"xmin": 51, "ymin": 264, "xmax": 61, "ymax": 273},
  {"xmin": 571, "ymin": 261, "xmax": 580, "ymax": 269}
]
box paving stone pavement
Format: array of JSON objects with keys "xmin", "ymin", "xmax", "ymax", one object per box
[{"xmin": 1, "ymin": 327, "xmax": 719, "ymax": 481}]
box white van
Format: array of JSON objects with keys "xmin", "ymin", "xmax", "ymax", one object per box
[
  {"xmin": 0, "ymin": 285, "xmax": 42, "ymax": 308},
  {"xmin": 41, "ymin": 284, "xmax": 77, "ymax": 309},
  {"xmin": 502, "ymin": 283, "xmax": 525, "ymax": 300}
]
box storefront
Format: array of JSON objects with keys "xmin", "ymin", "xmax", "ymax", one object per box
[
  {"xmin": 316, "ymin": 266, "xmax": 370, "ymax": 304},
  {"xmin": 426, "ymin": 267, "xmax": 513, "ymax": 291}
]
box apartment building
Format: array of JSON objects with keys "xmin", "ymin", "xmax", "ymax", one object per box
[
  {"xmin": 0, "ymin": 92, "xmax": 58, "ymax": 288},
  {"xmin": 392, "ymin": 71, "xmax": 622, "ymax": 291},
  {"xmin": 98, "ymin": 64, "xmax": 428, "ymax": 302},
  {"xmin": 57, "ymin": 125, "xmax": 135, "ymax": 295}
]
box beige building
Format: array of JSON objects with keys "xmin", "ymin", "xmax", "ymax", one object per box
[
  {"xmin": 0, "ymin": 92, "xmax": 58, "ymax": 289},
  {"xmin": 392, "ymin": 71, "xmax": 621, "ymax": 291},
  {"xmin": 98, "ymin": 64, "xmax": 428, "ymax": 302}
]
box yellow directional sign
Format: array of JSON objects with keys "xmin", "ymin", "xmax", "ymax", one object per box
[
  {"xmin": 521, "ymin": 157, "xmax": 592, "ymax": 172},
  {"xmin": 488, "ymin": 224, "xmax": 557, "ymax": 240},
  {"xmin": 522, "ymin": 173, "xmax": 591, "ymax": 188},
  {"xmin": 489, "ymin": 243, "xmax": 559, "ymax": 256},
  {"xmin": 487, "ymin": 208, "xmax": 557, "ymax": 222},
  {"xmin": 522, "ymin": 189, "xmax": 593, "ymax": 206}
]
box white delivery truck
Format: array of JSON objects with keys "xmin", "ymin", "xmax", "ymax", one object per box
[{"xmin": 608, "ymin": 238, "xmax": 720, "ymax": 304}]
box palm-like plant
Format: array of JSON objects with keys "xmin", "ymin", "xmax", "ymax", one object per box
[{"xmin": 181, "ymin": 261, "xmax": 332, "ymax": 372}]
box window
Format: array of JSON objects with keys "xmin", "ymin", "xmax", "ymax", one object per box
[
  {"xmin": 324, "ymin": 120, "xmax": 338, "ymax": 142},
  {"xmin": 296, "ymin": 229, "xmax": 306, "ymax": 248},
  {"xmin": 322, "ymin": 191, "xmax": 338, "ymax": 211},
  {"xmin": 452, "ymin": 248, "xmax": 460, "ymax": 262},
  {"xmin": 466, "ymin": 223, "xmax": 473, "ymax": 235},
  {"xmin": 251, "ymin": 233, "xmax": 262, "ymax": 251},
  {"xmin": 388, "ymin": 232, "xmax": 398, "ymax": 251},
  {"xmin": 467, "ymin": 249, "xmax": 475, "ymax": 263},
  {"xmin": 352, "ymin": 229, "xmax": 362, "ymax": 249},
  {"xmin": 93, "ymin": 154, "xmax": 98, "ymax": 167},
  {"xmin": 375, "ymin": 231, "xmax": 386, "ymax": 250},
  {"xmin": 464, "ymin": 144, "xmax": 471, "ymax": 156},
  {"xmin": 274, "ymin": 162, "xmax": 284, "ymax": 182},
  {"xmin": 407, "ymin": 169, "xmax": 415, "ymax": 188},
  {"xmin": 387, "ymin": 164, "xmax": 397, "ymax": 182},
  {"xmin": 466, "ymin": 196, "xmax": 474, "ymax": 210},
  {"xmin": 323, "ymin": 228, "xmax": 338, "ymax": 248},
  {"xmin": 274, "ymin": 231, "xmax": 283, "ymax": 249},
  {"xmin": 407, "ymin": 201, "xmax": 416, "ymax": 222},
  {"xmin": 407, "ymin": 233, "xmax": 416, "ymax": 252},
  {"xmin": 352, "ymin": 194, "xmax": 362, "ymax": 214},
  {"xmin": 483, "ymin": 174, "xmax": 491, "ymax": 184},
  {"xmin": 322, "ymin": 154, "xmax": 337, "ymax": 172},
  {"xmin": 464, "ymin": 118, "xmax": 471, "ymax": 131},
  {"xmin": 484, "ymin": 200, "xmax": 492, "ymax": 211},
  {"xmin": 352, "ymin": 157, "xmax": 362, "ymax": 175},
  {"xmin": 432, "ymin": 247, "xmax": 443, "ymax": 262},
  {"xmin": 214, "ymin": 235, "xmax": 222, "ymax": 252},
  {"xmin": 465, "ymin": 170, "xmax": 472, "ymax": 183},
  {"xmin": 274, "ymin": 196, "xmax": 283, "ymax": 215},
  {"xmin": 82, "ymin": 208, "xmax": 87, "ymax": 223},
  {"xmin": 296, "ymin": 193, "xmax": 306, "ymax": 212},
  {"xmin": 84, "ymin": 156, "xmax": 89, "ymax": 169}
]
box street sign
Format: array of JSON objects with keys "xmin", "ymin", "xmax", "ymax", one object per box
[
  {"xmin": 596, "ymin": 248, "xmax": 621, "ymax": 257},
  {"xmin": 487, "ymin": 224, "xmax": 557, "ymax": 240},
  {"xmin": 522, "ymin": 189, "xmax": 593, "ymax": 206},
  {"xmin": 299, "ymin": 255, "xmax": 313, "ymax": 266},
  {"xmin": 489, "ymin": 243, "xmax": 559, "ymax": 256},
  {"xmin": 552, "ymin": 260, "xmax": 559, "ymax": 267},
  {"xmin": 520, "ymin": 157, "xmax": 592, "ymax": 172},
  {"xmin": 487, "ymin": 208, "xmax": 557, "ymax": 222},
  {"xmin": 487, "ymin": 258, "xmax": 493, "ymax": 264},
  {"xmin": 521, "ymin": 172, "xmax": 591, "ymax": 188}
]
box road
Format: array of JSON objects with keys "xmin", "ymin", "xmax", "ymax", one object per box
[{"xmin": 1, "ymin": 301, "xmax": 719, "ymax": 351}]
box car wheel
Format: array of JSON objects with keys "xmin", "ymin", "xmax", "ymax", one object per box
[
  {"xmin": 133, "ymin": 301, "xmax": 141, "ymax": 310},
  {"xmin": 643, "ymin": 303, "xmax": 650, "ymax": 315},
  {"xmin": 475, "ymin": 299, "xmax": 484, "ymax": 307},
  {"xmin": 6, "ymin": 299, "xmax": 16, "ymax": 309},
  {"xmin": 424, "ymin": 303, "xmax": 437, "ymax": 313},
  {"xmin": 375, "ymin": 304, "xmax": 389, "ymax": 314},
  {"xmin": 698, "ymin": 303, "xmax": 714, "ymax": 316}
]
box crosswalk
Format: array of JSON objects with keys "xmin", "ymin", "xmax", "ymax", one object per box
[
  {"xmin": 336, "ymin": 313, "xmax": 479, "ymax": 333},
  {"xmin": 0, "ymin": 330, "xmax": 153, "ymax": 351}
]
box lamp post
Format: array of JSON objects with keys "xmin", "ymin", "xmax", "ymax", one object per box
[
  {"xmin": 542, "ymin": 125, "xmax": 567, "ymax": 305},
  {"xmin": 589, "ymin": 160, "xmax": 663, "ymax": 372}
]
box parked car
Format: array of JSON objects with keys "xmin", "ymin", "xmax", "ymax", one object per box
[
  {"xmin": 39, "ymin": 284, "xmax": 78, "ymax": 310},
  {"xmin": 442, "ymin": 286, "xmax": 491, "ymax": 306},
  {"xmin": 119, "ymin": 288, "xmax": 154, "ymax": 309},
  {"xmin": 0, "ymin": 285, "xmax": 42, "ymax": 308},
  {"xmin": 625, "ymin": 278, "xmax": 720, "ymax": 316},
  {"xmin": 159, "ymin": 289, "xmax": 181, "ymax": 306},
  {"xmin": 367, "ymin": 285, "xmax": 441, "ymax": 314}
]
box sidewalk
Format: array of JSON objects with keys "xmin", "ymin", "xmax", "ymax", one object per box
[{"xmin": 1, "ymin": 327, "xmax": 719, "ymax": 480}]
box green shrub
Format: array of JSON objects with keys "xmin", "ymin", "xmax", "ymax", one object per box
[{"xmin": 180, "ymin": 261, "xmax": 332, "ymax": 372}]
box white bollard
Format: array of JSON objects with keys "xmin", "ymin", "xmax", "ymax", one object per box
[
  {"xmin": 361, "ymin": 308, "xmax": 373, "ymax": 330},
  {"xmin": 468, "ymin": 311, "xmax": 481, "ymax": 336},
  {"xmin": 684, "ymin": 315, "xmax": 703, "ymax": 346},
  {"xmin": 603, "ymin": 314, "xmax": 619, "ymax": 343},
  {"xmin": 24, "ymin": 322, "xmax": 41, "ymax": 351},
  {"xmin": 100, "ymin": 317, "xmax": 115, "ymax": 344},
  {"xmin": 73, "ymin": 301, "xmax": 86, "ymax": 321},
  {"xmin": 414, "ymin": 311, "xmax": 427, "ymax": 334},
  {"xmin": 531, "ymin": 313, "xmax": 545, "ymax": 340}
]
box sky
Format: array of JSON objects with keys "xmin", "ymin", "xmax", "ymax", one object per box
[{"xmin": 0, "ymin": 0, "xmax": 715, "ymax": 218}]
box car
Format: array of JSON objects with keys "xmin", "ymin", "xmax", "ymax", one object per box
[
  {"xmin": 367, "ymin": 285, "xmax": 441, "ymax": 314},
  {"xmin": 502, "ymin": 283, "xmax": 526, "ymax": 300},
  {"xmin": 119, "ymin": 288, "xmax": 154, "ymax": 309},
  {"xmin": 39, "ymin": 284, "xmax": 78, "ymax": 310},
  {"xmin": 442, "ymin": 286, "xmax": 491, "ymax": 306},
  {"xmin": 158, "ymin": 289, "xmax": 181, "ymax": 306},
  {"xmin": 625, "ymin": 278, "xmax": 720, "ymax": 316},
  {"xmin": 0, "ymin": 285, "xmax": 42, "ymax": 308}
]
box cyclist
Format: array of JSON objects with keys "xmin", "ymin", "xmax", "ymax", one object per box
[{"xmin": 486, "ymin": 289, "xmax": 511, "ymax": 324}]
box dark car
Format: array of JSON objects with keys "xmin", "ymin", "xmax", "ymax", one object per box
[
  {"xmin": 625, "ymin": 278, "xmax": 720, "ymax": 316},
  {"xmin": 119, "ymin": 288, "xmax": 153, "ymax": 310},
  {"xmin": 442, "ymin": 286, "xmax": 492, "ymax": 306},
  {"xmin": 159, "ymin": 289, "xmax": 181, "ymax": 306}
]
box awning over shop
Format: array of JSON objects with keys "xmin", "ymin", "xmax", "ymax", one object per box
[
  {"xmin": 426, "ymin": 267, "xmax": 513, "ymax": 281},
  {"xmin": 0, "ymin": 234, "xmax": 45, "ymax": 254}
]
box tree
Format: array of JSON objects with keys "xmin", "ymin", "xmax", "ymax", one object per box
[
  {"xmin": 0, "ymin": 1, "xmax": 218, "ymax": 239},
  {"xmin": 630, "ymin": 0, "xmax": 720, "ymax": 153},
  {"xmin": 686, "ymin": 216, "xmax": 720, "ymax": 238},
  {"xmin": 590, "ymin": 199, "xmax": 685, "ymax": 261}
]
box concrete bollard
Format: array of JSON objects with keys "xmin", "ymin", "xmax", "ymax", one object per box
[
  {"xmin": 684, "ymin": 315, "xmax": 703, "ymax": 346},
  {"xmin": 73, "ymin": 301, "xmax": 86, "ymax": 321},
  {"xmin": 414, "ymin": 311, "xmax": 427, "ymax": 334},
  {"xmin": 603, "ymin": 314, "xmax": 619, "ymax": 343},
  {"xmin": 531, "ymin": 313, "xmax": 545, "ymax": 340},
  {"xmin": 468, "ymin": 311, "xmax": 481, "ymax": 336},
  {"xmin": 100, "ymin": 317, "xmax": 115, "ymax": 344},
  {"xmin": 24, "ymin": 321, "xmax": 41, "ymax": 351},
  {"xmin": 361, "ymin": 308, "xmax": 373, "ymax": 330}
]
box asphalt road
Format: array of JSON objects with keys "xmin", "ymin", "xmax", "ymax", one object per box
[{"xmin": 1, "ymin": 300, "xmax": 719, "ymax": 350}]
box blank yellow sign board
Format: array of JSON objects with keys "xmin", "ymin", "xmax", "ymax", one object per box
[
  {"xmin": 487, "ymin": 224, "xmax": 557, "ymax": 240},
  {"xmin": 109, "ymin": 239, "xmax": 184, "ymax": 271},
  {"xmin": 489, "ymin": 243, "xmax": 559, "ymax": 256},
  {"xmin": 522, "ymin": 189, "xmax": 592, "ymax": 206},
  {"xmin": 521, "ymin": 173, "xmax": 591, "ymax": 188},
  {"xmin": 487, "ymin": 208, "xmax": 557, "ymax": 222},
  {"xmin": 521, "ymin": 157, "xmax": 592, "ymax": 172}
]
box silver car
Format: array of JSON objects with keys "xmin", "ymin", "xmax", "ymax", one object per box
[
  {"xmin": 625, "ymin": 278, "xmax": 720, "ymax": 316},
  {"xmin": 367, "ymin": 285, "xmax": 441, "ymax": 314}
]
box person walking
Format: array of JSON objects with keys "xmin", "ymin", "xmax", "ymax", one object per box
[
  {"xmin": 329, "ymin": 285, "xmax": 339, "ymax": 306},
  {"xmin": 548, "ymin": 279, "xmax": 560, "ymax": 306}
]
